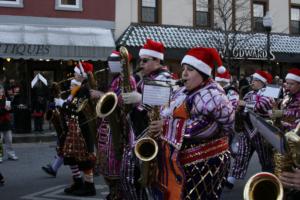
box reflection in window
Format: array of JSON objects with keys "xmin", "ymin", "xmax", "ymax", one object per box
[
  {"xmin": 55, "ymin": 0, "xmax": 82, "ymax": 11},
  {"xmin": 0, "ymin": 0, "xmax": 23, "ymax": 7},
  {"xmin": 61, "ymin": 0, "xmax": 76, "ymax": 5},
  {"xmin": 291, "ymin": 7, "xmax": 300, "ymax": 34},
  {"xmin": 195, "ymin": 0, "xmax": 210, "ymax": 27},
  {"xmin": 141, "ymin": 0, "xmax": 158, "ymax": 23},
  {"xmin": 253, "ymin": 3, "xmax": 265, "ymax": 32}
]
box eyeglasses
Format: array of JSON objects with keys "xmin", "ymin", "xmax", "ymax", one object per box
[{"xmin": 140, "ymin": 58, "xmax": 154, "ymax": 64}]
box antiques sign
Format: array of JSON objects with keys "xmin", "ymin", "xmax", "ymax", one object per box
[{"xmin": 0, "ymin": 44, "xmax": 51, "ymax": 57}]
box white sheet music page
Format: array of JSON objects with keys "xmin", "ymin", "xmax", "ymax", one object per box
[
  {"xmin": 260, "ymin": 84, "xmax": 281, "ymax": 98},
  {"xmin": 142, "ymin": 81, "xmax": 171, "ymax": 106}
]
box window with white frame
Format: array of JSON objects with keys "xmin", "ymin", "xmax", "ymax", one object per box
[
  {"xmin": 0, "ymin": 0, "xmax": 23, "ymax": 8},
  {"xmin": 55, "ymin": 0, "xmax": 82, "ymax": 11}
]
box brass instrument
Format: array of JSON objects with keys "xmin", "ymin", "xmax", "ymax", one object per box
[
  {"xmin": 134, "ymin": 105, "xmax": 160, "ymax": 187},
  {"xmin": 95, "ymin": 46, "xmax": 133, "ymax": 160},
  {"xmin": 274, "ymin": 123, "xmax": 300, "ymax": 176},
  {"xmin": 243, "ymin": 172, "xmax": 283, "ymax": 200},
  {"xmin": 243, "ymin": 123, "xmax": 300, "ymax": 200}
]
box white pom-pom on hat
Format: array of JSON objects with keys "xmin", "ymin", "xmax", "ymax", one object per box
[{"xmin": 217, "ymin": 65, "xmax": 226, "ymax": 74}]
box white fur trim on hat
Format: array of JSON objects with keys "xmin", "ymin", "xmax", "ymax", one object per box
[
  {"xmin": 181, "ymin": 55, "xmax": 212, "ymax": 76},
  {"xmin": 286, "ymin": 73, "xmax": 300, "ymax": 82},
  {"xmin": 215, "ymin": 77, "xmax": 230, "ymax": 83},
  {"xmin": 252, "ymin": 73, "xmax": 267, "ymax": 83},
  {"xmin": 71, "ymin": 79, "xmax": 81, "ymax": 86},
  {"xmin": 74, "ymin": 66, "xmax": 87, "ymax": 78},
  {"xmin": 139, "ymin": 49, "xmax": 164, "ymax": 60}
]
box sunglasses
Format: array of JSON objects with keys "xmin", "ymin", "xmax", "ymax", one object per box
[{"xmin": 140, "ymin": 58, "xmax": 154, "ymax": 64}]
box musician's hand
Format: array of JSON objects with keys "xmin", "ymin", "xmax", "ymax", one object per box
[
  {"xmin": 279, "ymin": 168, "xmax": 300, "ymax": 191},
  {"xmin": 148, "ymin": 120, "xmax": 164, "ymax": 138},
  {"xmin": 90, "ymin": 89, "xmax": 103, "ymax": 99},
  {"xmin": 270, "ymin": 109, "xmax": 283, "ymax": 119},
  {"xmin": 122, "ymin": 91, "xmax": 142, "ymax": 104},
  {"xmin": 238, "ymin": 100, "xmax": 246, "ymax": 106},
  {"xmin": 54, "ymin": 98, "xmax": 64, "ymax": 107}
]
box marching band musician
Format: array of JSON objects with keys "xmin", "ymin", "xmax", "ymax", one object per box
[
  {"xmin": 155, "ymin": 47, "xmax": 235, "ymax": 199},
  {"xmin": 226, "ymin": 70, "xmax": 275, "ymax": 189},
  {"xmin": 89, "ymin": 50, "xmax": 137, "ymax": 200},
  {"xmin": 269, "ymin": 68, "xmax": 300, "ymax": 199},
  {"xmin": 41, "ymin": 79, "xmax": 81, "ymax": 177},
  {"xmin": 54, "ymin": 62, "xmax": 97, "ymax": 196},
  {"xmin": 120, "ymin": 39, "xmax": 175, "ymax": 200}
]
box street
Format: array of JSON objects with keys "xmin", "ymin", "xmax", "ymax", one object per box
[{"xmin": 0, "ymin": 142, "xmax": 260, "ymax": 200}]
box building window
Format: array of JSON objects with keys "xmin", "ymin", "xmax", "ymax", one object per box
[
  {"xmin": 0, "ymin": 0, "xmax": 23, "ymax": 8},
  {"xmin": 195, "ymin": 0, "xmax": 212, "ymax": 27},
  {"xmin": 55, "ymin": 0, "xmax": 82, "ymax": 11},
  {"xmin": 253, "ymin": 2, "xmax": 265, "ymax": 32},
  {"xmin": 291, "ymin": 7, "xmax": 300, "ymax": 34},
  {"xmin": 140, "ymin": 0, "xmax": 159, "ymax": 23}
]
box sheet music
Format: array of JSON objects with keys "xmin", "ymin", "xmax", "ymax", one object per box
[
  {"xmin": 142, "ymin": 83, "xmax": 171, "ymax": 106},
  {"xmin": 260, "ymin": 84, "xmax": 281, "ymax": 98}
]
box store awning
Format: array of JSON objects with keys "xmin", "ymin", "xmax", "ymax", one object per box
[
  {"xmin": 0, "ymin": 24, "xmax": 115, "ymax": 61},
  {"xmin": 117, "ymin": 24, "xmax": 300, "ymax": 62}
]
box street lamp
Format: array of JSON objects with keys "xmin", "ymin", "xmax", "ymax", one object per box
[{"xmin": 263, "ymin": 11, "xmax": 272, "ymax": 64}]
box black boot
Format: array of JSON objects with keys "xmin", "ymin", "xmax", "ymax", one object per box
[
  {"xmin": 72, "ymin": 182, "xmax": 96, "ymax": 196},
  {"xmin": 0, "ymin": 173, "xmax": 4, "ymax": 186},
  {"xmin": 64, "ymin": 177, "xmax": 83, "ymax": 194}
]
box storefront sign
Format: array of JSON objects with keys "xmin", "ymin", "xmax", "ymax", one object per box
[
  {"xmin": 0, "ymin": 44, "xmax": 51, "ymax": 56},
  {"xmin": 220, "ymin": 47, "xmax": 275, "ymax": 60}
]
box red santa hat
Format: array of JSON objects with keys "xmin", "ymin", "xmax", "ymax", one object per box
[
  {"xmin": 74, "ymin": 61, "xmax": 94, "ymax": 78},
  {"xmin": 252, "ymin": 70, "xmax": 273, "ymax": 84},
  {"xmin": 139, "ymin": 39, "xmax": 165, "ymax": 60},
  {"xmin": 215, "ymin": 70, "xmax": 231, "ymax": 83},
  {"xmin": 181, "ymin": 47, "xmax": 226, "ymax": 76},
  {"xmin": 285, "ymin": 68, "xmax": 300, "ymax": 82}
]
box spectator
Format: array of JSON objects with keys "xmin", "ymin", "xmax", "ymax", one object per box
[{"xmin": 0, "ymin": 85, "xmax": 18, "ymax": 161}]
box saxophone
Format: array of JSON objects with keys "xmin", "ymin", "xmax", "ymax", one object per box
[
  {"xmin": 95, "ymin": 46, "xmax": 133, "ymax": 160},
  {"xmin": 243, "ymin": 123, "xmax": 300, "ymax": 200},
  {"xmin": 134, "ymin": 105, "xmax": 159, "ymax": 187}
]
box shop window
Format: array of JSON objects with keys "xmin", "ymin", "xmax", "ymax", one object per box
[
  {"xmin": 140, "ymin": 0, "xmax": 159, "ymax": 24},
  {"xmin": 291, "ymin": 7, "xmax": 300, "ymax": 34},
  {"xmin": 55, "ymin": 0, "xmax": 82, "ymax": 11},
  {"xmin": 0, "ymin": 0, "xmax": 23, "ymax": 8},
  {"xmin": 253, "ymin": 2, "xmax": 266, "ymax": 32},
  {"xmin": 194, "ymin": 0, "xmax": 212, "ymax": 28}
]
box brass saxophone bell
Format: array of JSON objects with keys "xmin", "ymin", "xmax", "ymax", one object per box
[
  {"xmin": 243, "ymin": 172, "xmax": 283, "ymax": 200},
  {"xmin": 134, "ymin": 137, "xmax": 158, "ymax": 162}
]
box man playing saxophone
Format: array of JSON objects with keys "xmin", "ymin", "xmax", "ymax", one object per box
[
  {"xmin": 90, "ymin": 50, "xmax": 137, "ymax": 200},
  {"xmin": 120, "ymin": 39, "xmax": 176, "ymax": 199},
  {"xmin": 226, "ymin": 70, "xmax": 275, "ymax": 189},
  {"xmin": 54, "ymin": 61, "xmax": 97, "ymax": 196},
  {"xmin": 268, "ymin": 68, "xmax": 300, "ymax": 199}
]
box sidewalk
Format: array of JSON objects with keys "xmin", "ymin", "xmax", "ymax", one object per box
[
  {"xmin": 13, "ymin": 131, "xmax": 57, "ymax": 143},
  {"xmin": 13, "ymin": 120, "xmax": 57, "ymax": 143}
]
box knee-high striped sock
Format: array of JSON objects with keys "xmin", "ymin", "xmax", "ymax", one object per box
[
  {"xmin": 70, "ymin": 165, "xmax": 81, "ymax": 179},
  {"xmin": 83, "ymin": 169, "xmax": 93, "ymax": 183}
]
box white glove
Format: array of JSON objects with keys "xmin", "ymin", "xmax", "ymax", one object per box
[
  {"xmin": 54, "ymin": 98, "xmax": 65, "ymax": 107},
  {"xmin": 122, "ymin": 91, "xmax": 142, "ymax": 104}
]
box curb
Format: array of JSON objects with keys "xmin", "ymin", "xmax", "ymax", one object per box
[{"xmin": 13, "ymin": 132, "xmax": 57, "ymax": 143}]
